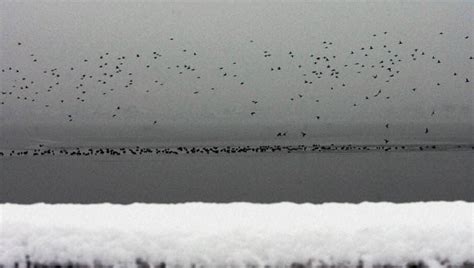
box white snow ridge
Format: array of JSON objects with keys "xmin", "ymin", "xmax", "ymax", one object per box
[{"xmin": 0, "ymin": 202, "xmax": 473, "ymax": 268}]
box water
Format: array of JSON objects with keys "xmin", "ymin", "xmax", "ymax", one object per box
[{"xmin": 1, "ymin": 150, "xmax": 472, "ymax": 203}]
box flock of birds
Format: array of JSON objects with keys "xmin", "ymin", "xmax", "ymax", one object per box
[
  {"xmin": 1, "ymin": 143, "xmax": 473, "ymax": 157},
  {"xmin": 1, "ymin": 30, "xmax": 472, "ymax": 153}
]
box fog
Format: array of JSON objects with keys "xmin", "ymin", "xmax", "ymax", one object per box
[{"xmin": 1, "ymin": 1, "xmax": 472, "ymax": 148}]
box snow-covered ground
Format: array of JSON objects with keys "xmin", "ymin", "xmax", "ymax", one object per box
[{"xmin": 0, "ymin": 202, "xmax": 473, "ymax": 267}]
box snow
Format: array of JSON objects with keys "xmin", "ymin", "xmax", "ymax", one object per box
[{"xmin": 0, "ymin": 202, "xmax": 473, "ymax": 267}]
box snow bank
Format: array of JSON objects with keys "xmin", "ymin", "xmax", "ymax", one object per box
[{"xmin": 0, "ymin": 202, "xmax": 473, "ymax": 267}]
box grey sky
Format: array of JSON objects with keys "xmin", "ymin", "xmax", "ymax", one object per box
[{"xmin": 0, "ymin": 1, "xmax": 472, "ymax": 148}]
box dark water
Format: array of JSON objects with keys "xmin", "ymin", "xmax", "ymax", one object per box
[{"xmin": 1, "ymin": 150, "xmax": 472, "ymax": 203}]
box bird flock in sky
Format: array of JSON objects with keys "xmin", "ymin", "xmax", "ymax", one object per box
[{"xmin": 1, "ymin": 30, "xmax": 472, "ymax": 145}]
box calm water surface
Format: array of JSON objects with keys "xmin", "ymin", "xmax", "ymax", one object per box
[{"xmin": 1, "ymin": 150, "xmax": 472, "ymax": 203}]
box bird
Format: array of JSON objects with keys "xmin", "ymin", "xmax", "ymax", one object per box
[{"xmin": 2, "ymin": 30, "xmax": 469, "ymax": 152}]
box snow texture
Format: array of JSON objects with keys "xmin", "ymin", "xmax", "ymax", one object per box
[{"xmin": 0, "ymin": 202, "xmax": 473, "ymax": 267}]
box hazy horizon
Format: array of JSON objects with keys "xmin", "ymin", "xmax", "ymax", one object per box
[{"xmin": 1, "ymin": 1, "xmax": 473, "ymax": 149}]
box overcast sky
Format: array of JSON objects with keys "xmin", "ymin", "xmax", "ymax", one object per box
[{"xmin": 0, "ymin": 1, "xmax": 472, "ymax": 148}]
